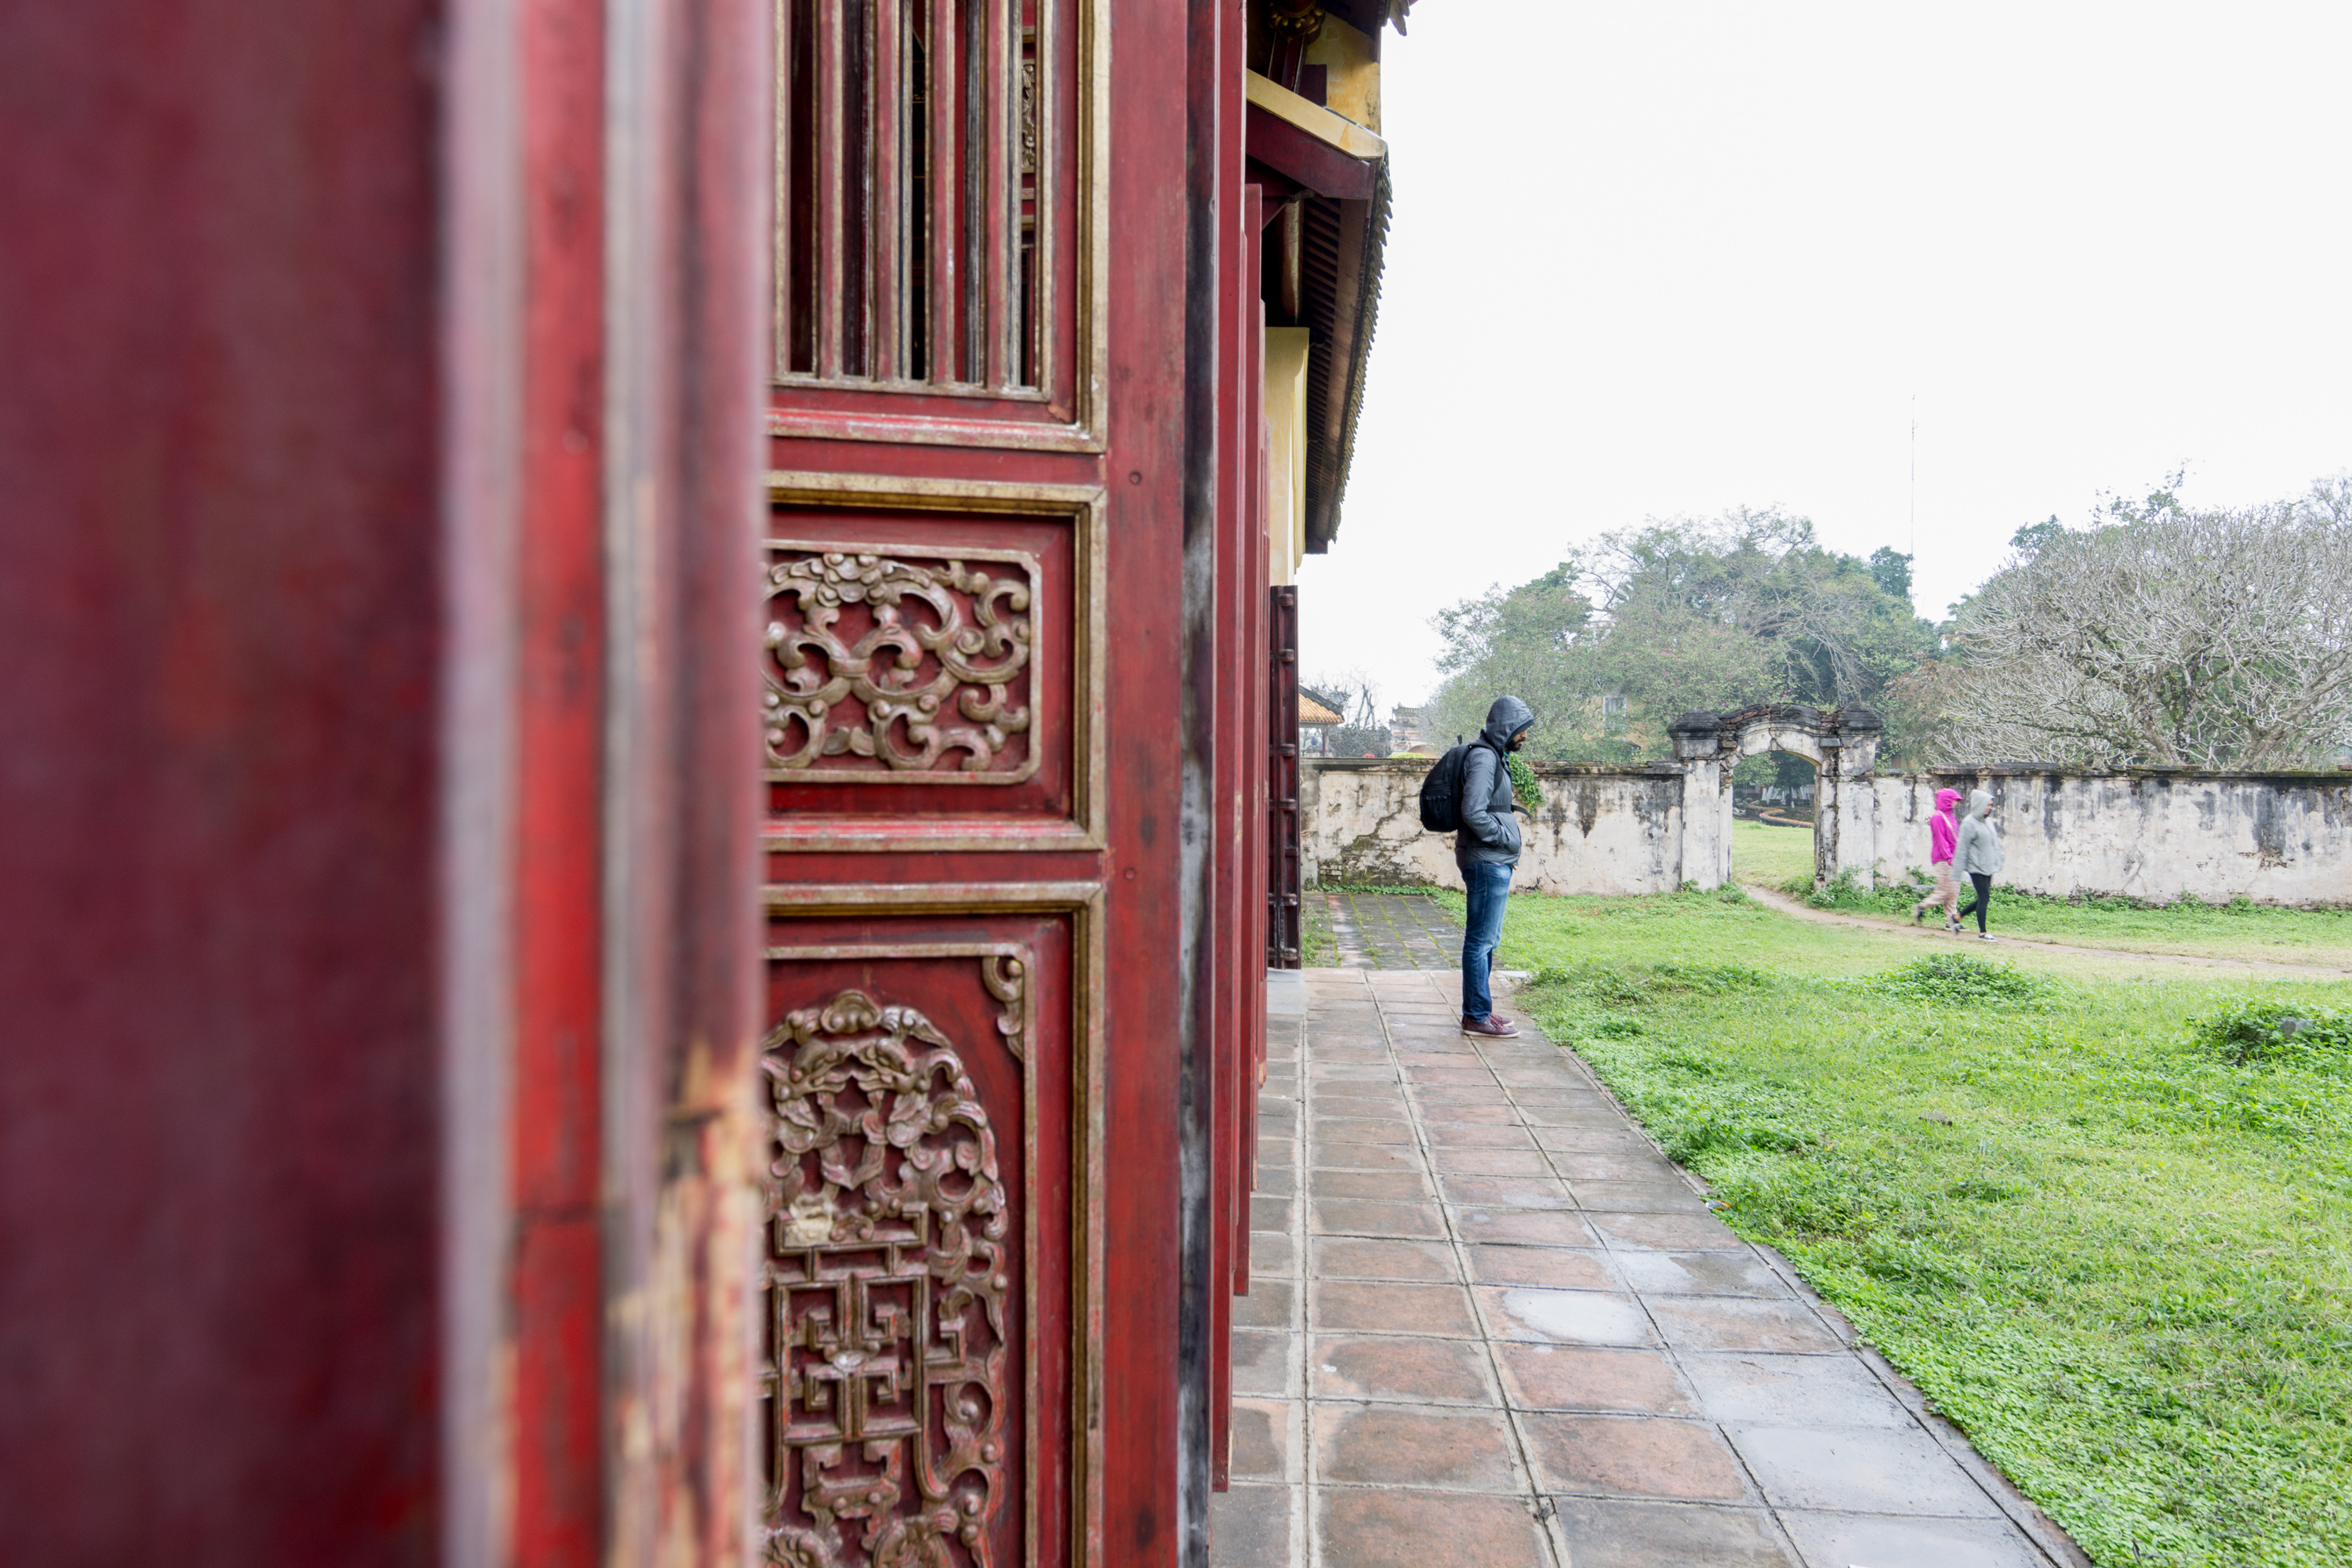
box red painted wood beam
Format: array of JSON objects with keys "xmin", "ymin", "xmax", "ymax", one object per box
[{"xmin": 1243, "ymin": 102, "xmax": 1377, "ymax": 201}]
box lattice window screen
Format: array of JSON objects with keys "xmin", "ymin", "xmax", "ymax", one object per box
[{"xmin": 775, "ymin": 0, "xmax": 1049, "ymax": 393}]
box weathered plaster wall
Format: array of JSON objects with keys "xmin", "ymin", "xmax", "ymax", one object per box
[
  {"xmin": 1864, "ymin": 770, "xmax": 2352, "ymax": 906},
  {"xmin": 1302, "ymin": 758, "xmax": 2352, "ymax": 906},
  {"xmin": 1301, "ymin": 760, "xmax": 1686, "ymax": 895}
]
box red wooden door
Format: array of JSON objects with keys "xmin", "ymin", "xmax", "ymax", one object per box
[{"xmin": 759, "ymin": 1, "xmax": 1205, "ymax": 1562}]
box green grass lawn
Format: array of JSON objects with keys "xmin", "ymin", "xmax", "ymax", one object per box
[
  {"xmin": 1730, "ymin": 817, "xmax": 2352, "ymax": 969},
  {"xmin": 1439, "ymin": 885, "xmax": 2352, "ymax": 1568},
  {"xmin": 1732, "ymin": 815, "xmax": 1819, "ymax": 887}
]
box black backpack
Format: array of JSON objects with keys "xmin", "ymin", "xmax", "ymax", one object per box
[{"xmin": 1419, "ymin": 740, "xmax": 1484, "ymax": 833}]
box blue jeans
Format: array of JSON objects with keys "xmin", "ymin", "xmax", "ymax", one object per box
[{"xmin": 1461, "ymin": 862, "xmax": 1513, "ymax": 1018}]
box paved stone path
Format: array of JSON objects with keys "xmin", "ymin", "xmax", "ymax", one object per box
[
  {"xmin": 1214, "ymin": 967, "xmax": 2084, "ymax": 1568},
  {"xmin": 1323, "ymin": 891, "xmax": 1467, "ymax": 970}
]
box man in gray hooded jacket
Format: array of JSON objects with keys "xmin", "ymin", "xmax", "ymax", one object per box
[
  {"xmin": 1951, "ymin": 787, "xmax": 2005, "ymax": 940},
  {"xmin": 1457, "ymin": 695, "xmax": 1535, "ymax": 1036}
]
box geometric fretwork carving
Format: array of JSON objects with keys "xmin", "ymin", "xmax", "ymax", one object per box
[
  {"xmin": 759, "ymin": 989, "xmax": 1011, "ymax": 1568},
  {"xmin": 764, "ymin": 545, "xmax": 1039, "ymax": 784}
]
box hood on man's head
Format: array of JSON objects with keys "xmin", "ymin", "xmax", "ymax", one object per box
[
  {"xmin": 1968, "ymin": 788, "xmax": 1993, "ymax": 818},
  {"xmin": 1481, "ymin": 695, "xmax": 1536, "ymax": 749},
  {"xmin": 1935, "ymin": 787, "xmax": 1962, "ymax": 814}
]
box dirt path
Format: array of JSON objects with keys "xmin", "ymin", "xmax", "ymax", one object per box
[{"xmin": 1738, "ymin": 880, "xmax": 2352, "ymax": 978}]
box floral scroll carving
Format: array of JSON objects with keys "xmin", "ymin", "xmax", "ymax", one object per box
[
  {"xmin": 764, "ymin": 546, "xmax": 1038, "ymax": 784},
  {"xmin": 759, "ymin": 989, "xmax": 1013, "ymax": 1568}
]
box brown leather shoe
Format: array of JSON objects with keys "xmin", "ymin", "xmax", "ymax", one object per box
[{"xmin": 1461, "ymin": 1014, "xmax": 1520, "ymax": 1038}]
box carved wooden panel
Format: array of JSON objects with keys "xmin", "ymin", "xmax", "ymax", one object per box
[
  {"xmin": 760, "ymin": 989, "xmax": 1012, "ymax": 1566},
  {"xmin": 767, "ymin": 544, "xmax": 1040, "ymax": 783},
  {"xmin": 761, "ymin": 898, "xmax": 1094, "ymax": 1568},
  {"xmin": 764, "ymin": 479, "xmax": 1102, "ymax": 851}
]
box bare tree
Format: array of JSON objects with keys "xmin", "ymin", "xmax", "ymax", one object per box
[{"xmin": 1929, "ymin": 481, "xmax": 2352, "ymax": 770}]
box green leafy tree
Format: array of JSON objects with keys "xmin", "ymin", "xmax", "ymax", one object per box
[
  {"xmin": 1424, "ymin": 561, "xmax": 1606, "ymax": 753},
  {"xmin": 1429, "ymin": 510, "xmax": 1936, "ymax": 760}
]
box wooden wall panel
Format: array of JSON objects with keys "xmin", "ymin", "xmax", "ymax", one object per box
[{"xmin": 757, "ymin": 898, "xmax": 1095, "ymax": 1567}]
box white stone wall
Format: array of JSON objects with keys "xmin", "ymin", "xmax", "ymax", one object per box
[
  {"xmin": 1864, "ymin": 771, "xmax": 2352, "ymax": 906},
  {"xmin": 1301, "ymin": 759, "xmax": 2352, "ymax": 906},
  {"xmin": 1300, "ymin": 760, "xmax": 1686, "ymax": 895}
]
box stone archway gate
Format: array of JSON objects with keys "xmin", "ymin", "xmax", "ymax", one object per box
[{"xmin": 1670, "ymin": 704, "xmax": 1884, "ymax": 889}]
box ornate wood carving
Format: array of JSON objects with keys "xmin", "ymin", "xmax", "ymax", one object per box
[
  {"xmin": 760, "ymin": 988, "xmax": 1013, "ymax": 1567},
  {"xmin": 765, "ymin": 544, "xmax": 1039, "ymax": 783}
]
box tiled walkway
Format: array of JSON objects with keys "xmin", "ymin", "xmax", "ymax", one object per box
[
  {"xmin": 1324, "ymin": 891, "xmax": 1465, "ymax": 970},
  {"xmin": 1214, "ymin": 967, "xmax": 2084, "ymax": 1568}
]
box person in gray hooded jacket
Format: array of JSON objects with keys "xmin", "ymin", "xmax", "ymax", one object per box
[
  {"xmin": 1457, "ymin": 695, "xmax": 1535, "ymax": 1036},
  {"xmin": 1951, "ymin": 787, "xmax": 2005, "ymax": 940}
]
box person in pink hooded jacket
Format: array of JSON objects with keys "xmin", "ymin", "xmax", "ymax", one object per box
[{"xmin": 1913, "ymin": 786, "xmax": 1962, "ymax": 931}]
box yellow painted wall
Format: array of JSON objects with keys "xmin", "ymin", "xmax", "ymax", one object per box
[
  {"xmin": 1303, "ymin": 16, "xmax": 1380, "ymax": 132},
  {"xmin": 1264, "ymin": 326, "xmax": 1310, "ymax": 586}
]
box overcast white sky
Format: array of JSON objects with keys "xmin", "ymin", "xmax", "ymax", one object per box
[{"xmin": 1298, "ymin": 1, "xmax": 2352, "ymax": 713}]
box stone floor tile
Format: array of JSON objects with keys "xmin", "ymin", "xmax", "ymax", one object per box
[
  {"xmin": 1305, "ymin": 1168, "xmax": 1432, "ymax": 1201},
  {"xmin": 1249, "ymin": 1195, "xmax": 1293, "ymax": 1232},
  {"xmin": 1424, "ymin": 1122, "xmax": 1537, "ymax": 1149},
  {"xmin": 1254, "ymin": 1137, "xmax": 1294, "ymax": 1170},
  {"xmin": 1679, "ymin": 1353, "xmax": 1914, "ymax": 1428},
  {"xmin": 1609, "ymin": 1249, "xmax": 1792, "ymax": 1299},
  {"xmin": 1414, "ymin": 1102, "xmax": 1522, "ymax": 1126},
  {"xmin": 1727, "ymin": 1426, "xmax": 2004, "ymax": 1517},
  {"xmin": 1401, "ymin": 1063, "xmax": 1495, "ymax": 1085},
  {"xmin": 1588, "ymin": 1209, "xmax": 1743, "ymax": 1250},
  {"xmin": 1646, "ymin": 1295, "xmax": 1846, "ymax": 1354},
  {"xmin": 1308, "ymin": 1115, "xmax": 1415, "ymax": 1145},
  {"xmin": 1496, "ymin": 1343, "xmax": 1697, "ymax": 1415},
  {"xmin": 1207, "ymin": 1483, "xmax": 1294, "ymax": 1568},
  {"xmin": 1493, "ymin": 1065, "xmax": 1588, "ymax": 1088},
  {"xmin": 1777, "ymin": 1510, "xmax": 2051, "ymax": 1568},
  {"xmin": 1549, "ymin": 1151, "xmax": 1682, "ymax": 1182},
  {"xmin": 1308, "ymin": 1144, "xmax": 1423, "ymax": 1174},
  {"xmin": 1409, "ymin": 1083, "xmax": 1517, "ymax": 1105},
  {"xmin": 1519, "ymin": 1413, "xmax": 1751, "ymax": 1501},
  {"xmin": 1232, "ymin": 1279, "xmax": 1294, "ymax": 1330},
  {"xmin": 1308, "ymin": 1197, "xmax": 1448, "ymax": 1239},
  {"xmin": 1465, "ymin": 1242, "xmax": 1619, "ymax": 1291},
  {"xmin": 1308, "ymin": 1236, "xmax": 1459, "ymax": 1282},
  {"xmin": 1572, "ymin": 1179, "xmax": 1710, "ymax": 1213},
  {"xmin": 1475, "ymin": 1285, "xmax": 1657, "ymax": 1346},
  {"xmin": 1312, "ymin": 1087, "xmax": 1408, "ymax": 1111},
  {"xmin": 1551, "ymin": 1498, "xmax": 1799, "ymax": 1567},
  {"xmin": 1247, "ymin": 1231, "xmax": 1293, "ymax": 1279},
  {"xmin": 1227, "ymin": 1398, "xmax": 1295, "ymax": 1483},
  {"xmin": 1438, "ymin": 1174, "xmax": 1578, "ymax": 1210},
  {"xmin": 1309, "ymin": 1333, "xmax": 1500, "ymax": 1406},
  {"xmin": 1229, "ymin": 1327, "xmax": 1296, "ymax": 1398},
  {"xmin": 1306, "ymin": 1063, "xmax": 1397, "ymax": 1081},
  {"xmin": 1531, "ymin": 1126, "xmax": 1660, "ymax": 1154},
  {"xmin": 1307, "ymin": 1047, "xmax": 1392, "ymax": 1066},
  {"xmin": 1494, "ymin": 1075, "xmax": 1601, "ymax": 1094},
  {"xmin": 1250, "ymin": 1166, "xmax": 1294, "ymax": 1198},
  {"xmin": 1311, "ymin": 1279, "xmax": 1479, "ymax": 1338},
  {"xmin": 1312, "ymin": 1403, "xmax": 1520, "ymax": 1490},
  {"xmin": 1519, "ymin": 1102, "xmax": 1626, "ymax": 1127},
  {"xmin": 1452, "ymin": 1207, "xmax": 1599, "ymax": 1247},
  {"xmin": 1313, "ymin": 1489, "xmax": 1549, "ymax": 1568},
  {"xmin": 1427, "ymin": 1147, "xmax": 1554, "ymax": 1177}
]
